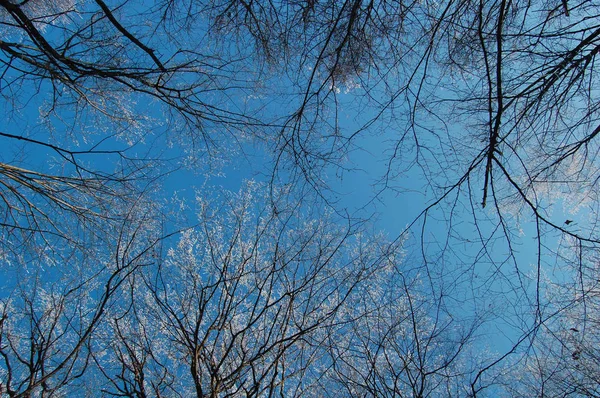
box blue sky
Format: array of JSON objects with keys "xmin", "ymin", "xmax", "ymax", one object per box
[{"xmin": 3, "ymin": 2, "xmax": 599, "ymax": 393}]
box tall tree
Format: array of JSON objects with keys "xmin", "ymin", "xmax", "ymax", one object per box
[{"xmin": 2, "ymin": 0, "xmax": 600, "ymax": 395}]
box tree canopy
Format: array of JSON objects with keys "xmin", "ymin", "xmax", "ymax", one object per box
[{"xmin": 1, "ymin": 0, "xmax": 600, "ymax": 396}]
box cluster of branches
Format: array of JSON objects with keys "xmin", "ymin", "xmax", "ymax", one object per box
[
  {"xmin": 1, "ymin": 0, "xmax": 600, "ymax": 395},
  {"xmin": 1, "ymin": 184, "xmax": 482, "ymax": 396},
  {"xmin": 0, "ymin": 192, "xmax": 163, "ymax": 396}
]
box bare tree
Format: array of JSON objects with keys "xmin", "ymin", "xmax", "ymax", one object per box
[
  {"xmin": 0, "ymin": 0, "xmax": 271, "ymax": 268},
  {"xmin": 76, "ymin": 183, "xmax": 506, "ymax": 397},
  {"xmin": 505, "ymin": 241, "xmax": 600, "ymax": 397},
  {"xmin": 86, "ymin": 183, "xmax": 388, "ymax": 397},
  {"xmin": 321, "ymin": 266, "xmax": 481, "ymax": 397},
  {"xmin": 245, "ymin": 0, "xmax": 600, "ymax": 386},
  {"xmin": 3, "ymin": 0, "xmax": 600, "ymax": 396},
  {"xmin": 0, "ymin": 195, "xmax": 163, "ymax": 396}
]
